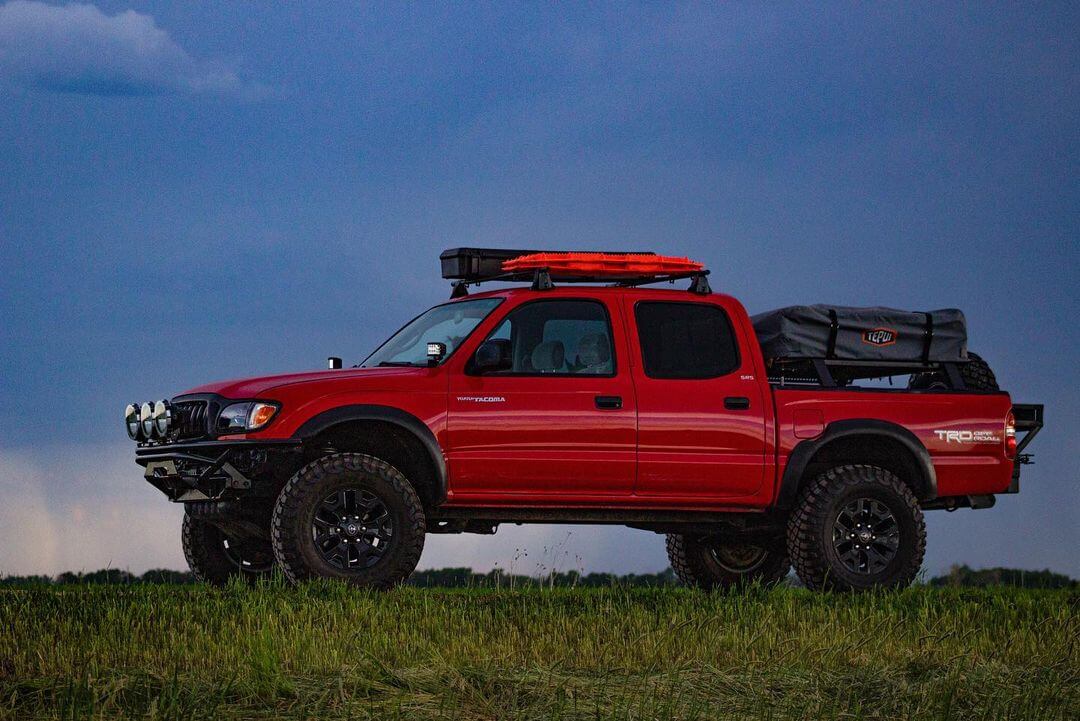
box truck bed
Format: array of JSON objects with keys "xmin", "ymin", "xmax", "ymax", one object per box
[{"xmin": 772, "ymin": 387, "xmax": 1015, "ymax": 499}]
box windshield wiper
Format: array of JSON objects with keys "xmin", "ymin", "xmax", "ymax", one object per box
[{"xmin": 375, "ymin": 361, "xmax": 423, "ymax": 367}]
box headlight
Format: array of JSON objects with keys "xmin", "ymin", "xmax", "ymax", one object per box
[
  {"xmin": 216, "ymin": 401, "xmax": 279, "ymax": 433},
  {"xmin": 152, "ymin": 400, "xmax": 171, "ymax": 437},
  {"xmin": 124, "ymin": 403, "xmax": 141, "ymax": 440},
  {"xmin": 140, "ymin": 402, "xmax": 154, "ymax": 439}
]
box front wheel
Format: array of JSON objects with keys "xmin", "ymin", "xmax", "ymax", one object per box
[
  {"xmin": 271, "ymin": 453, "xmax": 426, "ymax": 589},
  {"xmin": 787, "ymin": 464, "xmax": 926, "ymax": 591},
  {"xmin": 666, "ymin": 534, "xmax": 790, "ymax": 589},
  {"xmin": 181, "ymin": 514, "xmax": 275, "ymax": 586}
]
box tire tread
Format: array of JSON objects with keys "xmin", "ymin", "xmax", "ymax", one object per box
[
  {"xmin": 786, "ymin": 464, "xmax": 925, "ymax": 591},
  {"xmin": 270, "ymin": 452, "xmax": 425, "ymax": 589}
]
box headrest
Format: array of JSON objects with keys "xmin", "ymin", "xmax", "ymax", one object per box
[
  {"xmin": 576, "ymin": 333, "xmax": 611, "ymax": 367},
  {"xmin": 531, "ymin": 340, "xmax": 565, "ymax": 372}
]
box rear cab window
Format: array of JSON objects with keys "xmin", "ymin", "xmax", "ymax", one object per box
[{"xmin": 634, "ymin": 301, "xmax": 740, "ymax": 379}]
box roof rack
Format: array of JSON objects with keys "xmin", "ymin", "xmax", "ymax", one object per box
[{"xmin": 440, "ymin": 248, "xmax": 712, "ymax": 298}]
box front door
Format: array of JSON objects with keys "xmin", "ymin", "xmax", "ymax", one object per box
[
  {"xmin": 625, "ymin": 297, "xmax": 768, "ymax": 500},
  {"xmin": 446, "ymin": 297, "xmax": 637, "ymax": 502}
]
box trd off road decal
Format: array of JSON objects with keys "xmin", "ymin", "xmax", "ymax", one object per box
[
  {"xmin": 862, "ymin": 327, "xmax": 897, "ymax": 347},
  {"xmin": 934, "ymin": 430, "xmax": 1002, "ymax": 444}
]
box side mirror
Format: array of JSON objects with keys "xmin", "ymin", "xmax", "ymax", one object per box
[{"xmin": 472, "ymin": 339, "xmax": 512, "ymax": 373}]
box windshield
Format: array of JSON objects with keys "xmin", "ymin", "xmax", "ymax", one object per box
[{"xmin": 360, "ymin": 298, "xmax": 503, "ymax": 368}]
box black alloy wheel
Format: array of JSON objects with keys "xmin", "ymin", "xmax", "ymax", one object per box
[
  {"xmin": 830, "ymin": 497, "xmax": 900, "ymax": 575},
  {"xmin": 182, "ymin": 514, "xmax": 274, "ymax": 585},
  {"xmin": 312, "ymin": 488, "xmax": 394, "ymax": 569},
  {"xmin": 221, "ymin": 537, "xmax": 275, "ymax": 573}
]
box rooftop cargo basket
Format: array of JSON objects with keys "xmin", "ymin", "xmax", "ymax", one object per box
[
  {"xmin": 440, "ymin": 248, "xmax": 712, "ymax": 297},
  {"xmin": 752, "ymin": 305, "xmax": 970, "ymax": 387}
]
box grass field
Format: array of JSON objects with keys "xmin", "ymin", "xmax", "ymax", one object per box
[{"xmin": 0, "ymin": 582, "xmax": 1075, "ymax": 720}]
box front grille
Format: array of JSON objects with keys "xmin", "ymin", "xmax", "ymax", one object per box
[{"xmin": 172, "ymin": 400, "xmax": 209, "ymax": 440}]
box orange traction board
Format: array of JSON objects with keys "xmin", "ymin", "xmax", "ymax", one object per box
[{"xmin": 502, "ymin": 252, "xmax": 704, "ymax": 277}]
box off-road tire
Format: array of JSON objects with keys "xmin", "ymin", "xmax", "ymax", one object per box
[
  {"xmin": 666, "ymin": 534, "xmax": 789, "ymax": 589},
  {"xmin": 271, "ymin": 452, "xmax": 425, "ymax": 588},
  {"xmin": 787, "ymin": 464, "xmax": 925, "ymax": 592},
  {"xmin": 181, "ymin": 514, "xmax": 275, "ymax": 586},
  {"xmin": 909, "ymin": 351, "xmax": 999, "ymax": 391}
]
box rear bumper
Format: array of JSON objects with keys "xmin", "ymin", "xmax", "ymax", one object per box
[{"xmin": 135, "ymin": 439, "xmax": 301, "ymax": 502}]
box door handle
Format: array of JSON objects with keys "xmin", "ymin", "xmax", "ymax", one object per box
[
  {"xmin": 595, "ymin": 395, "xmax": 623, "ymax": 410},
  {"xmin": 724, "ymin": 396, "xmax": 751, "ymax": 410}
]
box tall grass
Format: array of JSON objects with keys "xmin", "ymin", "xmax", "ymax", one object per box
[{"xmin": 0, "ymin": 581, "xmax": 1075, "ymax": 719}]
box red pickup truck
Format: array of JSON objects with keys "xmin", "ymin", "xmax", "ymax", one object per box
[{"xmin": 127, "ymin": 249, "xmax": 1043, "ymax": 591}]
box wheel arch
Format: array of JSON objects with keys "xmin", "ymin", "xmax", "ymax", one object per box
[
  {"xmin": 775, "ymin": 419, "xmax": 937, "ymax": 509},
  {"xmin": 292, "ymin": 405, "xmax": 447, "ymax": 509}
]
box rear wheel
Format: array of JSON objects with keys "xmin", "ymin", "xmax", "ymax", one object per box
[
  {"xmin": 271, "ymin": 453, "xmax": 425, "ymax": 589},
  {"xmin": 787, "ymin": 464, "xmax": 925, "ymax": 591},
  {"xmin": 181, "ymin": 514, "xmax": 274, "ymax": 586},
  {"xmin": 666, "ymin": 534, "xmax": 789, "ymax": 589}
]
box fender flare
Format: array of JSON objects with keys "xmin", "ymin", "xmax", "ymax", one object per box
[
  {"xmin": 775, "ymin": 419, "xmax": 937, "ymax": 509},
  {"xmin": 292, "ymin": 405, "xmax": 447, "ymax": 504}
]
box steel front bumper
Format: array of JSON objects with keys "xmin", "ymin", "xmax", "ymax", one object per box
[{"xmin": 135, "ymin": 440, "xmax": 301, "ymax": 502}]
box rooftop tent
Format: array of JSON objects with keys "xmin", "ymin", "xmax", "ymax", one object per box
[
  {"xmin": 751, "ymin": 305, "xmax": 968, "ymax": 364},
  {"xmin": 440, "ymin": 248, "xmax": 544, "ymax": 281}
]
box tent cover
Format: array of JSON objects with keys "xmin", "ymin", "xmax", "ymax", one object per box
[{"xmin": 751, "ymin": 305, "xmax": 967, "ymax": 363}]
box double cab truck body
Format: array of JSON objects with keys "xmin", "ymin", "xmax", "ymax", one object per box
[{"xmin": 128, "ymin": 250, "xmax": 1042, "ymax": 591}]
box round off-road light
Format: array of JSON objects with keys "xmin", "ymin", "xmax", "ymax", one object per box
[
  {"xmin": 124, "ymin": 403, "xmax": 141, "ymax": 440},
  {"xmin": 140, "ymin": 402, "xmax": 154, "ymax": 439},
  {"xmin": 152, "ymin": 400, "xmax": 171, "ymax": 437}
]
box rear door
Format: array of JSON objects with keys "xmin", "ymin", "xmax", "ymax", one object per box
[
  {"xmin": 446, "ymin": 296, "xmax": 637, "ymax": 501},
  {"xmin": 625, "ymin": 296, "xmax": 768, "ymax": 499}
]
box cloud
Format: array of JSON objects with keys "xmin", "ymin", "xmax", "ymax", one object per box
[
  {"xmin": 0, "ymin": 1, "xmax": 252, "ymax": 96},
  {"xmin": 0, "ymin": 444, "xmax": 185, "ymax": 575}
]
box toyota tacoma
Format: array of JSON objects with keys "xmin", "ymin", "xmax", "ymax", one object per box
[{"xmin": 126, "ymin": 248, "xmax": 1043, "ymax": 591}]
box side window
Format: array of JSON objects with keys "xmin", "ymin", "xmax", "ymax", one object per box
[
  {"xmin": 483, "ymin": 300, "xmax": 615, "ymax": 375},
  {"xmin": 634, "ymin": 302, "xmax": 740, "ymax": 379}
]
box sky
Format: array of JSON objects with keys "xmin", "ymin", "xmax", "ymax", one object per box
[{"xmin": 0, "ymin": 1, "xmax": 1077, "ymax": 579}]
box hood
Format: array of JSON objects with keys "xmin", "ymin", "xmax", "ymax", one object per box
[{"xmin": 178, "ymin": 366, "xmax": 426, "ymax": 399}]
